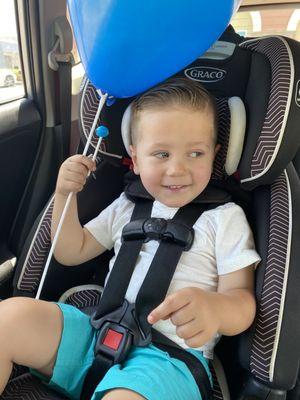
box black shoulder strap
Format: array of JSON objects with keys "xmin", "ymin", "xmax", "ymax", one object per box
[{"xmin": 93, "ymin": 199, "xmax": 153, "ymax": 318}]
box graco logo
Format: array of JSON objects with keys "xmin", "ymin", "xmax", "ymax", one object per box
[
  {"xmin": 296, "ymin": 80, "xmax": 300, "ymax": 108},
  {"xmin": 184, "ymin": 67, "xmax": 226, "ymax": 83}
]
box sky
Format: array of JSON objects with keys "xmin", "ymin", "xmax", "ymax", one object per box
[{"xmin": 0, "ymin": 0, "xmax": 18, "ymax": 40}]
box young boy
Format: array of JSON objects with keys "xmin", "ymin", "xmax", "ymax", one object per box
[{"xmin": 0, "ymin": 78, "xmax": 260, "ymax": 400}]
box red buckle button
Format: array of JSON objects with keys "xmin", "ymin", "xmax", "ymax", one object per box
[{"xmin": 103, "ymin": 328, "xmax": 123, "ymax": 350}]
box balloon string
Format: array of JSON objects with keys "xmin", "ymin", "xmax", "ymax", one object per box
[{"xmin": 35, "ymin": 92, "xmax": 108, "ymax": 299}]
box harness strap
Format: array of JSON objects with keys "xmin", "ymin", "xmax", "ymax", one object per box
[
  {"xmin": 93, "ymin": 200, "xmax": 153, "ymax": 318},
  {"xmin": 81, "ymin": 355, "xmax": 113, "ymax": 399},
  {"xmin": 81, "ymin": 200, "xmax": 216, "ymax": 400}
]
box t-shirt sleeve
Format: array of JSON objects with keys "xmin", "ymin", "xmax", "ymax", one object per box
[
  {"xmin": 84, "ymin": 193, "xmax": 125, "ymax": 250},
  {"xmin": 214, "ymin": 203, "xmax": 261, "ymax": 275}
]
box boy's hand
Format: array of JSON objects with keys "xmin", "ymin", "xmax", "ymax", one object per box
[
  {"xmin": 56, "ymin": 155, "xmax": 96, "ymax": 197},
  {"xmin": 148, "ymin": 287, "xmax": 220, "ymax": 348}
]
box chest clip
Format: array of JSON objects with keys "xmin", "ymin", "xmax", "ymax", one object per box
[{"xmin": 122, "ymin": 217, "xmax": 194, "ymax": 250}]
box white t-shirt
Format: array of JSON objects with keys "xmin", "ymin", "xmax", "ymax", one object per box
[{"xmin": 85, "ymin": 192, "xmax": 260, "ymax": 358}]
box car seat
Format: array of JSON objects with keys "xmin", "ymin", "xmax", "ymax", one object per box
[{"xmin": 2, "ymin": 33, "xmax": 300, "ymax": 400}]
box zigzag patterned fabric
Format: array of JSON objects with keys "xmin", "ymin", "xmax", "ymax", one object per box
[
  {"xmin": 212, "ymin": 98, "xmax": 231, "ymax": 180},
  {"xmin": 2, "ymin": 373, "xmax": 68, "ymax": 399},
  {"xmin": 241, "ymin": 37, "xmax": 292, "ymax": 178},
  {"xmin": 250, "ymin": 171, "xmax": 291, "ymax": 382},
  {"xmin": 64, "ymin": 288, "xmax": 102, "ymax": 308},
  {"xmin": 17, "ymin": 200, "xmax": 54, "ymax": 292},
  {"xmin": 80, "ymin": 79, "xmax": 104, "ymax": 150}
]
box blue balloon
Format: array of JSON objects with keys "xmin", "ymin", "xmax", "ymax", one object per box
[{"xmin": 68, "ymin": 0, "xmax": 240, "ymax": 98}]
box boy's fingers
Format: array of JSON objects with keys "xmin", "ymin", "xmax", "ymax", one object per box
[
  {"xmin": 68, "ymin": 155, "xmax": 96, "ymax": 171},
  {"xmin": 184, "ymin": 330, "xmax": 212, "ymax": 348},
  {"xmin": 147, "ymin": 293, "xmax": 189, "ymax": 324},
  {"xmin": 66, "ymin": 162, "xmax": 87, "ymax": 175},
  {"xmin": 78, "ymin": 155, "xmax": 96, "ymax": 171}
]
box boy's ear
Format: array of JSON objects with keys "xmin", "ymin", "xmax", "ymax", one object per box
[{"xmin": 129, "ymin": 145, "xmax": 140, "ymax": 175}]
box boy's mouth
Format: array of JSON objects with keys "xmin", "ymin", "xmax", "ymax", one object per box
[{"xmin": 163, "ymin": 185, "xmax": 189, "ymax": 191}]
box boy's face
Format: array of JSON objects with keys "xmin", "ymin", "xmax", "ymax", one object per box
[{"xmin": 130, "ymin": 106, "xmax": 219, "ymax": 208}]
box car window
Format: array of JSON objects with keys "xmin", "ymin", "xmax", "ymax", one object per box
[
  {"xmin": 0, "ymin": 0, "xmax": 25, "ymax": 104},
  {"xmin": 232, "ymin": 3, "xmax": 300, "ymax": 40}
]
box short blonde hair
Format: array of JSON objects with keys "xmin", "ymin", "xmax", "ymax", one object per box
[{"xmin": 130, "ymin": 77, "xmax": 218, "ymax": 144}]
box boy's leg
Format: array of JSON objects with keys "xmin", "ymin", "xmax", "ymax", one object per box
[
  {"xmin": 102, "ymin": 389, "xmax": 146, "ymax": 400},
  {"xmin": 0, "ymin": 297, "xmax": 63, "ymax": 394}
]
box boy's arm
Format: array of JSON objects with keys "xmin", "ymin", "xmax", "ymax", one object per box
[
  {"xmin": 51, "ymin": 193, "xmax": 106, "ymax": 266},
  {"xmin": 51, "ymin": 155, "xmax": 106, "ymax": 266},
  {"xmin": 214, "ymin": 265, "xmax": 256, "ymax": 336},
  {"xmin": 148, "ymin": 265, "xmax": 256, "ymax": 348}
]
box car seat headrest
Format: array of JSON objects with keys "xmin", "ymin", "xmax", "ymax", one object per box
[
  {"xmin": 121, "ymin": 96, "xmax": 246, "ymax": 177},
  {"xmin": 79, "ymin": 35, "xmax": 300, "ymax": 190}
]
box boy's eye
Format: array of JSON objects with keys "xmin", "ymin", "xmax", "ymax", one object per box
[
  {"xmin": 154, "ymin": 151, "xmax": 169, "ymax": 159},
  {"xmin": 190, "ymin": 151, "xmax": 203, "ymax": 158}
]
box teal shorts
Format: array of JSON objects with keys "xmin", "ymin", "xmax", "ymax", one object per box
[{"xmin": 31, "ymin": 303, "xmax": 212, "ymax": 400}]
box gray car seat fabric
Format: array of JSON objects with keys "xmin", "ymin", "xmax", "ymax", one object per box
[{"xmin": 3, "ymin": 33, "xmax": 300, "ymax": 400}]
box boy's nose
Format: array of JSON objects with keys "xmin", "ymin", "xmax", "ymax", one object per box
[{"xmin": 166, "ymin": 159, "xmax": 187, "ymax": 176}]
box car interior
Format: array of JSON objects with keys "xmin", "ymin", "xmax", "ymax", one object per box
[{"xmin": 1, "ymin": 1, "xmax": 300, "ymax": 399}]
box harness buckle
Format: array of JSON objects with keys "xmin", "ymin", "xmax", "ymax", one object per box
[
  {"xmin": 122, "ymin": 217, "xmax": 194, "ymax": 250},
  {"xmin": 91, "ymin": 300, "xmax": 151, "ymax": 364},
  {"xmin": 143, "ymin": 218, "xmax": 167, "ymax": 240},
  {"xmin": 94, "ymin": 322, "xmax": 133, "ymax": 364}
]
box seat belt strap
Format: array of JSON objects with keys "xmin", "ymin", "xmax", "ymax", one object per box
[
  {"xmin": 58, "ymin": 62, "xmax": 72, "ymax": 159},
  {"xmin": 48, "ymin": 16, "xmax": 74, "ymax": 159}
]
